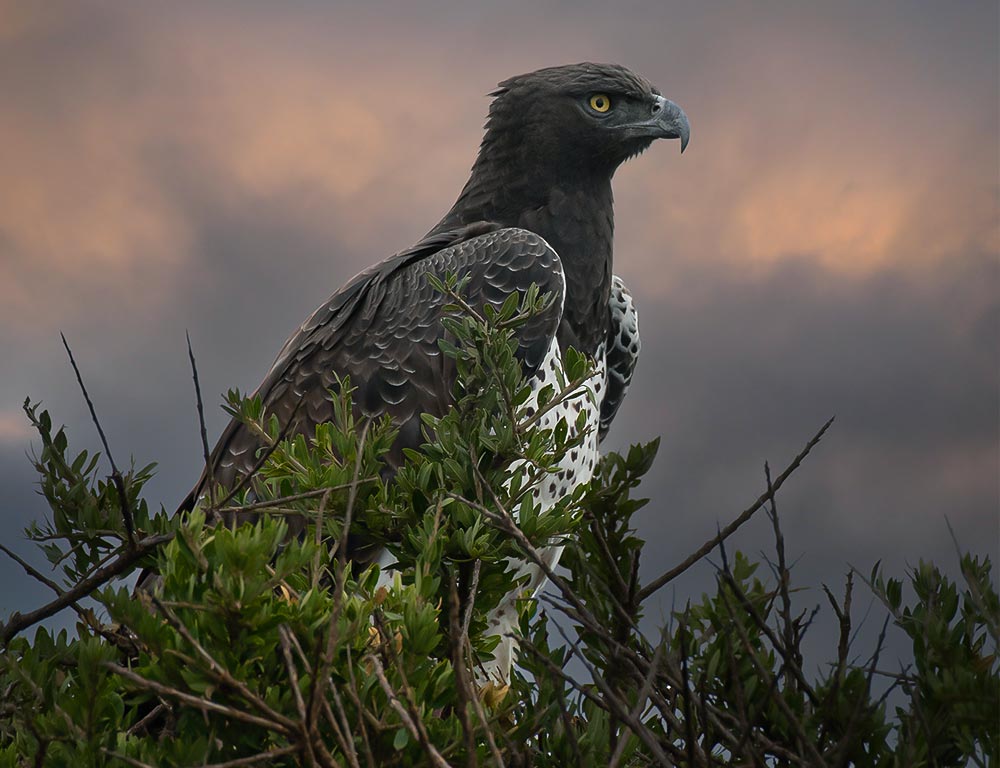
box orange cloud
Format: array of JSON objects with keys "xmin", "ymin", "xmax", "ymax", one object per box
[
  {"xmin": 620, "ymin": 53, "xmax": 996, "ymax": 288},
  {"xmin": 0, "ymin": 6, "xmax": 495, "ymax": 340},
  {"xmin": 0, "ymin": 410, "xmax": 30, "ymax": 444},
  {"xmin": 0, "ymin": 2, "xmax": 994, "ymax": 334}
]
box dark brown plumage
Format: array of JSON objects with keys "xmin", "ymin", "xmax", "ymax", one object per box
[{"xmin": 138, "ymin": 62, "xmax": 688, "ymax": 588}]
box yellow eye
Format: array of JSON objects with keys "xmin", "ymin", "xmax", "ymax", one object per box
[{"xmin": 588, "ymin": 94, "xmax": 612, "ymax": 113}]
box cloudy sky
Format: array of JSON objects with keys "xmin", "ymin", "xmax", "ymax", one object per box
[{"xmin": 1, "ymin": 1, "xmax": 997, "ymax": 672}]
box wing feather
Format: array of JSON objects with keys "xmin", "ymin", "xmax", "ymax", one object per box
[{"xmin": 192, "ymin": 225, "xmax": 565, "ymax": 513}]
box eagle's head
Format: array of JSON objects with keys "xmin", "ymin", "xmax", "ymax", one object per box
[{"xmin": 483, "ymin": 62, "xmax": 690, "ymax": 180}]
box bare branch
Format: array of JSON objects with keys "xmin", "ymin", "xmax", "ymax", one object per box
[
  {"xmin": 1, "ymin": 532, "xmax": 173, "ymax": 645},
  {"xmin": 60, "ymin": 332, "xmax": 136, "ymax": 548},
  {"xmin": 764, "ymin": 460, "xmax": 803, "ymax": 702},
  {"xmin": 186, "ymin": 331, "xmax": 217, "ymax": 511},
  {"xmin": 639, "ymin": 417, "xmax": 834, "ymax": 602}
]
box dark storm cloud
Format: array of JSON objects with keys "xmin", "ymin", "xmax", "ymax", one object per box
[
  {"xmin": 590, "ymin": 249, "xmax": 997, "ymax": 671},
  {"xmin": 609, "ymin": 251, "xmax": 997, "ymax": 572},
  {"xmin": 1, "ymin": 1, "xmax": 996, "ymax": 663}
]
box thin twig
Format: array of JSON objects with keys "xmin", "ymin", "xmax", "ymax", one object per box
[
  {"xmin": 453, "ymin": 561, "xmax": 504, "ymax": 767},
  {"xmin": 281, "ymin": 625, "xmax": 361, "ymax": 766},
  {"xmin": 343, "ymin": 645, "xmax": 378, "ymax": 765},
  {"xmin": 210, "ymin": 397, "xmax": 306, "ymax": 513},
  {"xmin": 461, "ymin": 559, "xmax": 482, "ymax": 641},
  {"xmin": 327, "ymin": 682, "xmax": 362, "ymax": 768},
  {"xmin": 585, "ymin": 510, "xmax": 631, "ymax": 604},
  {"xmin": 608, "ymin": 629, "xmax": 668, "ymax": 768},
  {"xmin": 187, "ymin": 331, "xmax": 217, "ymax": 511},
  {"xmin": 717, "ymin": 561, "xmax": 820, "ymax": 708},
  {"xmin": 61, "ymin": 333, "xmax": 136, "ymax": 548},
  {"xmin": 308, "ymin": 421, "xmax": 369, "ymax": 736},
  {"xmin": 217, "ymin": 482, "xmax": 378, "ymax": 515},
  {"xmin": 368, "ymin": 654, "xmax": 453, "ymax": 768},
  {"xmin": 0, "ymin": 543, "xmax": 66, "ymax": 601},
  {"xmin": 549, "ymin": 620, "xmax": 679, "ymax": 766},
  {"xmin": 104, "ymin": 662, "xmax": 288, "ymax": 732},
  {"xmin": 104, "ymin": 746, "xmax": 300, "ymax": 768},
  {"xmin": 148, "ymin": 594, "xmax": 297, "ymax": 731},
  {"xmin": 677, "ymin": 613, "xmax": 703, "ymax": 768},
  {"xmin": 716, "ymin": 561, "xmax": 826, "ymax": 766},
  {"xmin": 947, "ymin": 517, "xmax": 1000, "ymax": 645},
  {"xmin": 830, "ymin": 615, "xmax": 890, "ymax": 767},
  {"xmin": 312, "ymin": 489, "xmax": 332, "ymax": 591},
  {"xmin": 277, "ymin": 626, "xmax": 325, "ymax": 768},
  {"xmin": 823, "ymin": 572, "xmax": 853, "ymax": 700},
  {"xmin": 125, "ymin": 703, "xmax": 167, "ymax": 738},
  {"xmin": 0, "ymin": 541, "xmax": 126, "ymax": 644},
  {"xmin": 277, "ymin": 627, "xmax": 310, "ymax": 726},
  {"xmin": 338, "ymin": 420, "xmax": 370, "ymax": 566},
  {"xmin": 448, "ymin": 575, "xmax": 479, "ymax": 768},
  {"xmin": 765, "ymin": 460, "xmax": 802, "ymax": 702}
]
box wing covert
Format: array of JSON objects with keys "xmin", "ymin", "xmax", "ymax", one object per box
[{"xmin": 196, "ymin": 226, "xmax": 565, "ymax": 508}]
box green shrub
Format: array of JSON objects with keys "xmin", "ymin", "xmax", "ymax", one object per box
[{"xmin": 2, "ymin": 285, "xmax": 995, "ymax": 766}]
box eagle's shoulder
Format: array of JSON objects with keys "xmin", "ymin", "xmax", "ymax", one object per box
[{"xmin": 264, "ymin": 225, "xmax": 565, "ymax": 397}]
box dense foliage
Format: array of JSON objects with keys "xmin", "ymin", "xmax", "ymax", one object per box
[{"xmin": 1, "ymin": 283, "xmax": 996, "ymax": 766}]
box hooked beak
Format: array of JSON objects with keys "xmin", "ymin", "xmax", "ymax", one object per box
[{"xmin": 628, "ymin": 94, "xmax": 690, "ymax": 153}]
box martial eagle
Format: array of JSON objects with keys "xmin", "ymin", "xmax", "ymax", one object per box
[{"xmin": 141, "ymin": 62, "xmax": 689, "ymax": 681}]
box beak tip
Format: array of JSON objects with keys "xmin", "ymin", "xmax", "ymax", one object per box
[{"xmin": 663, "ymin": 98, "xmax": 690, "ymax": 155}]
